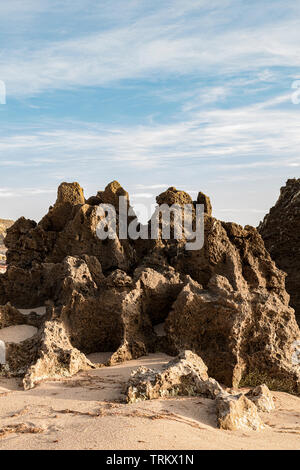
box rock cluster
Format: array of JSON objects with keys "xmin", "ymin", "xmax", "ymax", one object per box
[
  {"xmin": 259, "ymin": 179, "xmax": 300, "ymax": 325},
  {"xmin": 125, "ymin": 350, "xmax": 271, "ymax": 431},
  {"xmin": 0, "ymin": 181, "xmax": 299, "ymax": 395}
]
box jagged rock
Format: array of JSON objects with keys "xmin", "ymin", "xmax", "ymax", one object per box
[
  {"xmin": 3, "ymin": 320, "xmax": 94, "ymax": 389},
  {"xmin": 259, "ymin": 179, "xmax": 300, "ymax": 325},
  {"xmin": 246, "ymin": 384, "xmax": 275, "ymax": 412},
  {"xmin": 197, "ymin": 192, "xmax": 212, "ymax": 216},
  {"xmin": 0, "ymin": 182, "xmax": 299, "ymax": 394},
  {"xmin": 164, "ymin": 216, "xmax": 300, "ymax": 394},
  {"xmin": 97, "ymin": 180, "xmax": 129, "ymax": 208},
  {"xmin": 3, "ymin": 181, "xmax": 135, "ymax": 275},
  {"xmin": 0, "ymin": 304, "xmax": 26, "ymax": 329},
  {"xmin": 156, "ymin": 187, "xmax": 193, "ymax": 206},
  {"xmin": 126, "ymin": 351, "xmax": 223, "ymax": 403},
  {"xmin": 216, "ymin": 392, "xmax": 265, "ymax": 431}
]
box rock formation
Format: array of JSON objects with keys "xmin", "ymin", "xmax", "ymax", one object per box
[
  {"xmin": 125, "ymin": 351, "xmax": 267, "ymax": 431},
  {"xmin": 0, "ymin": 181, "xmax": 299, "ymax": 395},
  {"xmin": 216, "ymin": 392, "xmax": 265, "ymax": 431},
  {"xmin": 259, "ymin": 179, "xmax": 300, "ymax": 326},
  {"xmin": 0, "ymin": 219, "xmax": 14, "ymax": 245}
]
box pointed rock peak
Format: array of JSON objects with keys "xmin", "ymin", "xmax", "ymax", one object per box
[
  {"xmin": 56, "ymin": 182, "xmax": 85, "ymax": 206},
  {"xmin": 197, "ymin": 191, "xmax": 212, "ymax": 216},
  {"xmin": 156, "ymin": 187, "xmax": 193, "ymax": 206},
  {"xmin": 97, "ymin": 180, "xmax": 129, "ymax": 208}
]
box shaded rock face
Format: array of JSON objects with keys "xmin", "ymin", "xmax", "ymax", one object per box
[
  {"xmin": 0, "ymin": 182, "xmax": 299, "ymax": 393},
  {"xmin": 126, "ymin": 350, "xmax": 216, "ymax": 403},
  {"xmin": 259, "ymin": 179, "xmax": 300, "ymax": 326}
]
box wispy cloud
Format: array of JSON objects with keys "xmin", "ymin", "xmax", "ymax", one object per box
[{"xmin": 1, "ymin": 1, "xmax": 300, "ymax": 97}]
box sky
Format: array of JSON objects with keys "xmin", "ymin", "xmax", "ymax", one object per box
[{"xmin": 0, "ymin": 0, "xmax": 300, "ymax": 226}]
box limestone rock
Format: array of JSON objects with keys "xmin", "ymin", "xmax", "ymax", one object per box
[
  {"xmin": 0, "ymin": 219, "xmax": 14, "ymax": 244},
  {"xmin": 246, "ymin": 384, "xmax": 275, "ymax": 412},
  {"xmin": 156, "ymin": 187, "xmax": 193, "ymax": 206},
  {"xmin": 259, "ymin": 179, "xmax": 300, "ymax": 325},
  {"xmin": 0, "ymin": 182, "xmax": 299, "ymax": 394},
  {"xmin": 197, "ymin": 192, "xmax": 212, "ymax": 216},
  {"xmin": 126, "ymin": 350, "xmax": 223, "ymax": 403},
  {"xmin": 216, "ymin": 392, "xmax": 265, "ymax": 431}
]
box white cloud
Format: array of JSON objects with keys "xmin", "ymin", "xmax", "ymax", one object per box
[
  {"xmin": 1, "ymin": 1, "xmax": 300, "ymax": 97},
  {"xmin": 1, "ymin": 91, "xmax": 300, "ymax": 175}
]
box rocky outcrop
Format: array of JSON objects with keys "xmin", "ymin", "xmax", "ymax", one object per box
[
  {"xmin": 0, "ymin": 219, "xmax": 14, "ymax": 245},
  {"xmin": 0, "ymin": 182, "xmax": 299, "ymax": 394},
  {"xmin": 126, "ymin": 351, "xmax": 266, "ymax": 431},
  {"xmin": 259, "ymin": 179, "xmax": 300, "ymax": 326}
]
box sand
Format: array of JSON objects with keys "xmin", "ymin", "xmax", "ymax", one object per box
[
  {"xmin": 0, "ymin": 353, "xmax": 299, "ymax": 450},
  {"xmin": 0, "ymin": 325, "xmax": 38, "ymax": 343},
  {"xmin": 18, "ymin": 307, "xmax": 46, "ymax": 316}
]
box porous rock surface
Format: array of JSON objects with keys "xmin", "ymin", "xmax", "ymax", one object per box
[
  {"xmin": 216, "ymin": 392, "xmax": 265, "ymax": 431},
  {"xmin": 246, "ymin": 384, "xmax": 275, "ymax": 413},
  {"xmin": 0, "ymin": 181, "xmax": 299, "ymax": 394},
  {"xmin": 259, "ymin": 179, "xmax": 300, "ymax": 325},
  {"xmin": 126, "ymin": 350, "xmax": 223, "ymax": 403},
  {"xmin": 126, "ymin": 350, "xmax": 265, "ymax": 431}
]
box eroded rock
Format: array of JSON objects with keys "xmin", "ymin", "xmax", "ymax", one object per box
[
  {"xmin": 246, "ymin": 384, "xmax": 275, "ymax": 412},
  {"xmin": 126, "ymin": 351, "xmax": 223, "ymax": 403},
  {"xmin": 0, "ymin": 182, "xmax": 299, "ymax": 394},
  {"xmin": 216, "ymin": 392, "xmax": 265, "ymax": 431}
]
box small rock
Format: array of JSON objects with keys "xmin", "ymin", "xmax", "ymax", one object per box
[{"xmin": 246, "ymin": 384, "xmax": 275, "ymax": 412}]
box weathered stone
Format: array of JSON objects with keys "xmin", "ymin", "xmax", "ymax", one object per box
[
  {"xmin": 164, "ymin": 215, "xmax": 300, "ymax": 394},
  {"xmin": 126, "ymin": 351, "xmax": 223, "ymax": 403},
  {"xmin": 0, "ymin": 219, "xmax": 14, "ymax": 244},
  {"xmin": 197, "ymin": 192, "xmax": 212, "ymax": 216},
  {"xmin": 216, "ymin": 392, "xmax": 265, "ymax": 431},
  {"xmin": 246, "ymin": 384, "xmax": 275, "ymax": 412},
  {"xmin": 156, "ymin": 187, "xmax": 193, "ymax": 206},
  {"xmin": 259, "ymin": 179, "xmax": 300, "ymax": 325}
]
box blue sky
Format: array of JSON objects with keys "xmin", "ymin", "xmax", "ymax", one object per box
[{"xmin": 0, "ymin": 0, "xmax": 300, "ymax": 225}]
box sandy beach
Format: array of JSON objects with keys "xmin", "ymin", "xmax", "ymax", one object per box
[{"xmin": 0, "ymin": 353, "xmax": 299, "ymax": 450}]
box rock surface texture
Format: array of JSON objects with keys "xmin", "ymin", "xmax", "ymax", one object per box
[
  {"xmin": 0, "ymin": 219, "xmax": 14, "ymax": 245},
  {"xmin": 216, "ymin": 392, "xmax": 265, "ymax": 431},
  {"xmin": 259, "ymin": 179, "xmax": 300, "ymax": 326},
  {"xmin": 246, "ymin": 384, "xmax": 275, "ymax": 413},
  {"xmin": 0, "ymin": 181, "xmax": 299, "ymax": 395}
]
